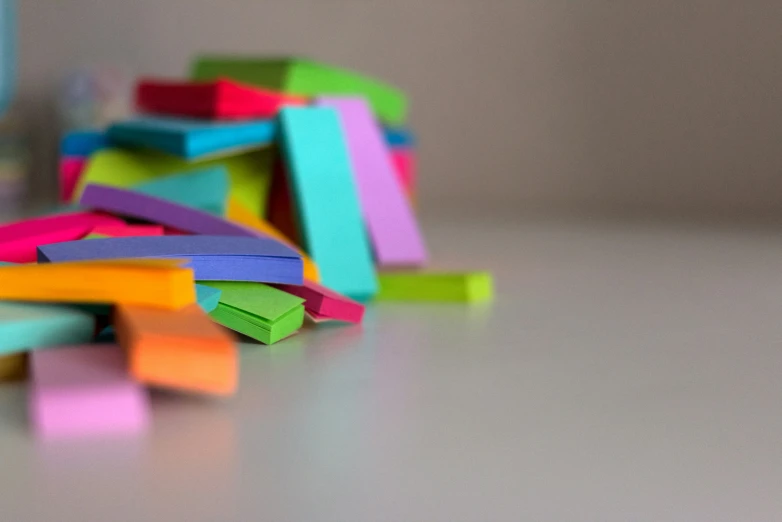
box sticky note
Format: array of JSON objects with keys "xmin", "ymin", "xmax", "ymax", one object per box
[
  {"xmin": 75, "ymin": 148, "xmax": 273, "ymax": 216},
  {"xmin": 318, "ymin": 97, "xmax": 427, "ymax": 267},
  {"xmin": 29, "ymin": 344, "xmax": 149, "ymax": 439},
  {"xmin": 132, "ymin": 166, "xmax": 230, "ymax": 216},
  {"xmin": 38, "ymin": 235, "xmax": 303, "ymax": 284},
  {"xmin": 60, "ymin": 130, "xmax": 107, "ymax": 157},
  {"xmin": 59, "ymin": 157, "xmax": 87, "ymax": 202},
  {"xmin": 274, "ymin": 280, "xmax": 364, "ymax": 324},
  {"xmin": 377, "ymin": 271, "xmax": 494, "ymax": 303},
  {"xmin": 136, "ymin": 78, "xmax": 307, "ymax": 120},
  {"xmin": 201, "ymin": 282, "xmax": 304, "ymax": 345},
  {"xmin": 0, "ymin": 354, "xmax": 26, "ymax": 381},
  {"xmin": 89, "ymin": 225, "xmax": 164, "ymax": 238},
  {"xmin": 383, "ymin": 127, "xmax": 416, "ymax": 148},
  {"xmin": 390, "ymin": 147, "xmax": 416, "ymax": 202},
  {"xmin": 226, "ymin": 197, "xmax": 319, "ymax": 282},
  {"xmin": 0, "ymin": 259, "xmax": 196, "ymax": 310},
  {"xmin": 192, "ymin": 56, "xmax": 408, "ymax": 125},
  {"xmin": 195, "ymin": 284, "xmax": 221, "ymax": 313},
  {"xmin": 0, "ymin": 302, "xmax": 95, "ymax": 355},
  {"xmin": 115, "ymin": 304, "xmax": 238, "ymax": 396},
  {"xmin": 0, "ymin": 211, "xmax": 126, "ymax": 263},
  {"xmin": 80, "ymin": 183, "xmax": 264, "ymax": 239},
  {"xmin": 108, "ymin": 116, "xmax": 275, "ymax": 160},
  {"xmin": 277, "ymin": 107, "xmax": 377, "ymax": 300}
]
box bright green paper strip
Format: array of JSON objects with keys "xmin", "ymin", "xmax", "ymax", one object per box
[
  {"xmin": 200, "ymin": 282, "xmax": 305, "ymax": 344},
  {"xmin": 377, "ymin": 271, "xmax": 494, "ymax": 303},
  {"xmin": 74, "ymin": 148, "xmax": 273, "ymax": 217},
  {"xmin": 0, "ymin": 302, "xmax": 95, "ymax": 355},
  {"xmin": 191, "ymin": 56, "xmax": 408, "ymax": 125}
]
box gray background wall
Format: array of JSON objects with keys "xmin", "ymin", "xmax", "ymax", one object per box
[{"xmin": 18, "ymin": 0, "xmax": 782, "ymax": 219}]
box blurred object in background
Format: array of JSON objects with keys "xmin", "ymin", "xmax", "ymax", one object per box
[
  {"xmin": 58, "ymin": 66, "xmax": 133, "ymax": 131},
  {"xmin": 0, "ymin": 103, "xmax": 29, "ymax": 214}
]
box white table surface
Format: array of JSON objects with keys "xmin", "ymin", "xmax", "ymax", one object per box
[{"xmin": 1, "ymin": 216, "xmax": 781, "ymax": 521}]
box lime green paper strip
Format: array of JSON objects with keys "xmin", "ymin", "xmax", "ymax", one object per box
[
  {"xmin": 377, "ymin": 271, "xmax": 494, "ymax": 303},
  {"xmin": 191, "ymin": 56, "xmax": 408, "ymax": 125},
  {"xmin": 74, "ymin": 148, "xmax": 273, "ymax": 217}
]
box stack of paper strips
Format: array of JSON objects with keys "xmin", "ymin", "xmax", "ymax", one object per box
[
  {"xmin": 377, "ymin": 271, "xmax": 494, "ymax": 303},
  {"xmin": 275, "ymin": 280, "xmax": 364, "ymax": 324},
  {"xmin": 115, "ymin": 304, "xmax": 238, "ymax": 396},
  {"xmin": 0, "ymin": 259, "xmax": 196, "ymax": 309},
  {"xmin": 29, "ymin": 344, "xmax": 149, "ymax": 439},
  {"xmin": 0, "ymin": 211, "xmax": 126, "ymax": 263},
  {"xmin": 137, "ymin": 78, "xmax": 307, "ymax": 120},
  {"xmin": 191, "ymin": 56, "xmax": 408, "ymax": 124},
  {"xmin": 201, "ymin": 282, "xmax": 305, "ymax": 345},
  {"xmin": 108, "ymin": 117, "xmax": 276, "ymax": 160},
  {"xmin": 0, "ymin": 54, "xmax": 494, "ymax": 442},
  {"xmin": 0, "ymin": 302, "xmax": 95, "ymax": 354},
  {"xmin": 38, "ymin": 235, "xmax": 303, "ymax": 284}
]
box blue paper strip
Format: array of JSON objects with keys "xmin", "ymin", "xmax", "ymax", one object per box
[{"xmin": 37, "ymin": 235, "xmax": 303, "ymax": 284}]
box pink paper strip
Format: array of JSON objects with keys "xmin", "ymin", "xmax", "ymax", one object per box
[
  {"xmin": 59, "ymin": 157, "xmax": 87, "ymax": 203},
  {"xmin": 90, "ymin": 225, "xmax": 165, "ymax": 237},
  {"xmin": 275, "ymin": 280, "xmax": 364, "ymax": 324},
  {"xmin": 390, "ymin": 147, "xmax": 416, "ymax": 200},
  {"xmin": 0, "ymin": 212, "xmax": 126, "ymax": 263},
  {"xmin": 29, "ymin": 344, "xmax": 149, "ymax": 439},
  {"xmin": 317, "ymin": 97, "xmax": 428, "ymax": 267}
]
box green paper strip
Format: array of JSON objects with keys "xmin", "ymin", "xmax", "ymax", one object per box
[{"xmin": 377, "ymin": 271, "xmax": 494, "ymax": 303}]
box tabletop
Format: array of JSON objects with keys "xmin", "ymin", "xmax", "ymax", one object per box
[{"xmin": 1, "ymin": 216, "xmax": 781, "ymax": 521}]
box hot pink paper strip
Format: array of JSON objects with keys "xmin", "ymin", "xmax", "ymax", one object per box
[
  {"xmin": 316, "ymin": 97, "xmax": 427, "ymax": 267},
  {"xmin": 275, "ymin": 280, "xmax": 364, "ymax": 324},
  {"xmin": 0, "ymin": 212, "xmax": 125, "ymax": 263},
  {"xmin": 390, "ymin": 147, "xmax": 416, "ymax": 199},
  {"xmin": 59, "ymin": 157, "xmax": 87, "ymax": 203}
]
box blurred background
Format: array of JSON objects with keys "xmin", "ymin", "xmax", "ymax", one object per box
[{"xmin": 12, "ymin": 0, "xmax": 782, "ymax": 219}]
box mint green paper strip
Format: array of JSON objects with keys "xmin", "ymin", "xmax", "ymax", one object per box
[
  {"xmin": 278, "ymin": 107, "xmax": 377, "ymax": 301},
  {"xmin": 0, "ymin": 302, "xmax": 95, "ymax": 355},
  {"xmin": 133, "ymin": 166, "xmax": 230, "ymax": 216},
  {"xmin": 195, "ymin": 284, "xmax": 222, "ymax": 313}
]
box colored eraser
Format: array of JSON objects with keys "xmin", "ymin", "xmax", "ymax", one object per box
[
  {"xmin": 201, "ymin": 282, "xmax": 304, "ymax": 345},
  {"xmin": 132, "ymin": 166, "xmax": 230, "ymax": 216},
  {"xmin": 277, "ymin": 106, "xmax": 377, "ymax": 300},
  {"xmin": 73, "ymin": 148, "xmax": 273, "ymax": 216},
  {"xmin": 377, "ymin": 271, "xmax": 494, "ymax": 303},
  {"xmin": 0, "ymin": 211, "xmax": 126, "ymax": 263},
  {"xmin": 192, "ymin": 56, "xmax": 408, "ymax": 125},
  {"xmin": 274, "ymin": 280, "xmax": 364, "ymax": 324},
  {"xmin": 318, "ymin": 97, "xmax": 427, "ymax": 267},
  {"xmin": 107, "ymin": 116, "xmax": 275, "ymax": 160},
  {"xmin": 0, "ymin": 302, "xmax": 95, "ymax": 356},
  {"xmin": 38, "ymin": 235, "xmax": 303, "ymax": 284},
  {"xmin": 60, "ymin": 130, "xmax": 107, "ymax": 157},
  {"xmin": 0, "ymin": 259, "xmax": 196, "ymax": 310},
  {"xmin": 80, "ymin": 183, "xmax": 262, "ymax": 238},
  {"xmin": 89, "ymin": 225, "xmax": 165, "ymax": 238},
  {"xmin": 136, "ymin": 78, "xmax": 307, "ymax": 120},
  {"xmin": 29, "ymin": 344, "xmax": 149, "ymax": 439},
  {"xmin": 59, "ymin": 157, "xmax": 87, "ymax": 202},
  {"xmin": 226, "ymin": 196, "xmax": 319, "ymax": 282},
  {"xmin": 383, "ymin": 127, "xmax": 416, "ymax": 148},
  {"xmin": 115, "ymin": 304, "xmax": 238, "ymax": 396},
  {"xmin": 195, "ymin": 284, "xmax": 221, "ymax": 313}
]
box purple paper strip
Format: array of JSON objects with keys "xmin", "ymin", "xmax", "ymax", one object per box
[
  {"xmin": 317, "ymin": 97, "xmax": 428, "ymax": 267},
  {"xmin": 80, "ymin": 184, "xmax": 262, "ymax": 238}
]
